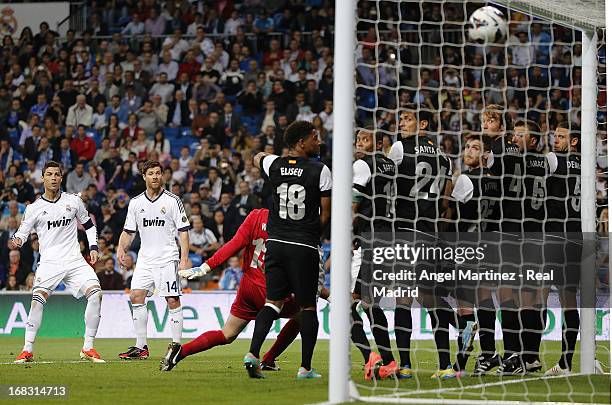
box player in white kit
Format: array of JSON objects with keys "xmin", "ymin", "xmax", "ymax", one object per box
[
  {"xmin": 12, "ymin": 161, "xmax": 103, "ymax": 363},
  {"xmin": 117, "ymin": 160, "xmax": 191, "ymax": 359}
]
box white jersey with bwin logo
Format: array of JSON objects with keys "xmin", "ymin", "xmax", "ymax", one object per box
[
  {"xmin": 12, "ymin": 192, "xmax": 95, "ymax": 263},
  {"xmin": 123, "ymin": 190, "xmax": 191, "ymax": 268}
]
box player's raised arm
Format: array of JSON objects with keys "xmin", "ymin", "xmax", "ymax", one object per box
[
  {"xmin": 10, "ymin": 204, "xmax": 36, "ymax": 249},
  {"xmin": 76, "ymin": 196, "xmax": 99, "ymax": 264},
  {"xmin": 179, "ymin": 209, "xmax": 258, "ymax": 280}
]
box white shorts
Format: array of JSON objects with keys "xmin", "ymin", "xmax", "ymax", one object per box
[
  {"xmin": 131, "ymin": 261, "xmax": 181, "ymax": 297},
  {"xmin": 351, "ymin": 247, "xmax": 362, "ymax": 293},
  {"xmin": 34, "ymin": 259, "xmax": 100, "ymax": 299}
]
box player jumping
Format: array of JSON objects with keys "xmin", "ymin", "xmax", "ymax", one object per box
[
  {"xmin": 160, "ymin": 208, "xmax": 303, "ymax": 372},
  {"xmin": 117, "ymin": 160, "xmax": 191, "ymax": 359},
  {"xmin": 12, "ymin": 161, "xmax": 103, "ymax": 363}
]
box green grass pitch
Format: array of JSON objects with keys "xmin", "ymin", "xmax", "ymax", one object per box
[{"xmin": 0, "ymin": 338, "xmax": 609, "ymax": 404}]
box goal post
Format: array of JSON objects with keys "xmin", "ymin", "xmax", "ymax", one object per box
[
  {"xmin": 579, "ymin": 27, "xmax": 598, "ymax": 375},
  {"xmin": 329, "ymin": 0, "xmax": 357, "ymax": 402},
  {"xmin": 329, "ymin": 0, "xmax": 609, "ymax": 403}
]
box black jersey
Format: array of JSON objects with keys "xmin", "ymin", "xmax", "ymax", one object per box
[
  {"xmin": 260, "ymin": 154, "xmax": 332, "ymax": 247},
  {"xmin": 353, "ymin": 153, "xmax": 397, "ymax": 234},
  {"xmin": 522, "ymin": 151, "xmax": 557, "ymax": 232},
  {"xmin": 389, "ymin": 135, "xmax": 452, "ymax": 231},
  {"xmin": 546, "ymin": 153, "xmax": 581, "ymax": 232},
  {"xmin": 488, "ymin": 136, "xmax": 523, "ymax": 232},
  {"xmin": 451, "ymin": 167, "xmax": 501, "ymax": 232}
]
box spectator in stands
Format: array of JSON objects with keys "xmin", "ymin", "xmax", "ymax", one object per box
[
  {"xmin": 35, "ymin": 137, "xmax": 54, "ymax": 171},
  {"xmin": 511, "ymin": 30, "xmax": 536, "ymax": 67},
  {"xmin": 149, "ymin": 72, "xmax": 175, "ymax": 104},
  {"xmin": 70, "ymin": 125, "xmax": 97, "ymax": 161},
  {"xmin": 122, "ymin": 13, "xmax": 145, "ymax": 37},
  {"xmin": 167, "ymin": 90, "xmax": 190, "ymax": 127},
  {"xmin": 30, "ymin": 93, "xmax": 49, "ymax": 120},
  {"xmin": 8, "ymin": 249, "xmax": 28, "ymax": 286},
  {"xmin": 157, "ymin": 50, "xmax": 179, "ymax": 82},
  {"xmin": 219, "ymin": 256, "xmax": 242, "ymax": 290},
  {"xmin": 54, "ymin": 137, "xmax": 78, "ymax": 173},
  {"xmin": 22, "ymin": 124, "xmax": 43, "ymax": 161},
  {"xmin": 188, "ymin": 215, "xmax": 219, "ymax": 264},
  {"xmin": 66, "ymin": 161, "xmax": 93, "ymax": 194},
  {"xmin": 66, "ymin": 95, "xmax": 93, "ymax": 128},
  {"xmin": 2, "ymin": 274, "xmax": 19, "ymax": 291},
  {"xmin": 147, "ymin": 130, "xmax": 171, "ymax": 157},
  {"xmin": 9, "ymin": 173, "xmax": 34, "ymax": 205},
  {"xmin": 0, "ymin": 201, "xmax": 23, "ymax": 231},
  {"xmin": 98, "ymin": 257, "xmax": 125, "ymax": 290},
  {"xmin": 220, "ymin": 59, "xmax": 244, "ymax": 98},
  {"xmin": 21, "ymin": 272, "xmax": 35, "ymax": 292},
  {"xmin": 237, "ymin": 80, "xmax": 264, "ymax": 120},
  {"xmin": 105, "ymin": 95, "xmax": 129, "ymax": 127},
  {"xmin": 137, "ymin": 99, "xmax": 163, "ymax": 136},
  {"xmin": 144, "ymin": 7, "xmax": 166, "ymax": 36}
]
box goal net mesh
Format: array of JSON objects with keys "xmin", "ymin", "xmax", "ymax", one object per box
[{"xmin": 349, "ymin": 0, "xmax": 610, "ymax": 403}]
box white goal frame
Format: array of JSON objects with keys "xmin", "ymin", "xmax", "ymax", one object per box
[{"xmin": 329, "ymin": 0, "xmax": 609, "ymax": 403}]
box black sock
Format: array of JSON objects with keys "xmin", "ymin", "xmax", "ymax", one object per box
[
  {"xmin": 429, "ymin": 309, "xmax": 451, "ymax": 370},
  {"xmin": 519, "ymin": 309, "xmax": 540, "ymax": 362},
  {"xmin": 438, "ymin": 300, "xmax": 459, "ymax": 329},
  {"xmin": 455, "ymin": 313, "xmax": 475, "ymax": 371},
  {"xmin": 477, "ymin": 299, "xmax": 497, "ymax": 357},
  {"xmin": 533, "ymin": 308, "xmax": 547, "ymax": 360},
  {"xmin": 351, "ymin": 302, "xmax": 371, "ymax": 363},
  {"xmin": 394, "ymin": 306, "xmax": 412, "ymax": 368},
  {"xmin": 500, "ymin": 302, "xmax": 519, "ymax": 359},
  {"xmin": 249, "ymin": 306, "xmax": 279, "ymax": 358},
  {"xmin": 366, "ymin": 306, "xmax": 394, "ymax": 365},
  {"xmin": 560, "ymin": 309, "xmax": 579, "ymax": 370},
  {"xmin": 300, "ymin": 310, "xmax": 318, "ymax": 370}
]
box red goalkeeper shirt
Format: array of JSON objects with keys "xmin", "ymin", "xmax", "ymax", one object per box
[{"xmin": 205, "ymin": 208, "xmax": 268, "ymax": 288}]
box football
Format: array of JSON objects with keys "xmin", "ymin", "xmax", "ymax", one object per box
[{"xmin": 468, "ymin": 6, "xmax": 508, "ymax": 43}]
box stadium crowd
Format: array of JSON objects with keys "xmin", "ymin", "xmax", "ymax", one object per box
[{"xmin": 0, "ymin": 0, "xmax": 607, "ymax": 291}]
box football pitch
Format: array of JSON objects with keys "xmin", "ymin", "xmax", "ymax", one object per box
[{"xmin": 0, "ymin": 338, "xmax": 609, "ymax": 404}]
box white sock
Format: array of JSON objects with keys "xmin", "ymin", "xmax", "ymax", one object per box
[
  {"xmin": 83, "ymin": 288, "xmax": 102, "ymax": 351},
  {"xmin": 169, "ymin": 307, "xmax": 183, "ymax": 343},
  {"xmin": 132, "ymin": 303, "xmax": 148, "ymax": 349},
  {"xmin": 24, "ymin": 293, "xmax": 46, "ymax": 352}
]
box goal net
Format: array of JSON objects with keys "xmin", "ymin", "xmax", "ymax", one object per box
[{"xmin": 330, "ymin": 0, "xmax": 611, "ymax": 403}]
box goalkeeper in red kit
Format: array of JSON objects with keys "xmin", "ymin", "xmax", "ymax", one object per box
[{"xmin": 160, "ymin": 208, "xmax": 320, "ymax": 371}]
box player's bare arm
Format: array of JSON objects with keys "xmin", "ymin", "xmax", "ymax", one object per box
[
  {"xmin": 178, "ymin": 230, "xmax": 190, "ymax": 270},
  {"xmin": 320, "ymin": 196, "xmax": 331, "ymax": 228},
  {"xmin": 117, "ymin": 230, "xmax": 135, "ymax": 267}
]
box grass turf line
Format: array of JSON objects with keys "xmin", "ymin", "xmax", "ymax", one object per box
[{"xmin": 0, "ymin": 338, "xmax": 609, "ymax": 404}]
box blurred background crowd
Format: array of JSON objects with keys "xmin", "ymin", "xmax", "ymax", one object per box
[{"xmin": 0, "ymin": 0, "xmax": 607, "ymax": 292}]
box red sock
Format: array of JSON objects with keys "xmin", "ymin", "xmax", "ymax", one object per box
[
  {"xmin": 180, "ymin": 330, "xmax": 227, "ymax": 359},
  {"xmin": 262, "ymin": 318, "xmax": 301, "ymax": 364}
]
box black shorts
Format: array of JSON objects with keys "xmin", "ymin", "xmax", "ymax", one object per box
[{"xmin": 265, "ymin": 240, "xmax": 319, "ymax": 308}]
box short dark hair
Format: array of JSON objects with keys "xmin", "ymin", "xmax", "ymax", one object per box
[
  {"xmin": 284, "ymin": 120, "xmax": 316, "ymax": 148},
  {"xmin": 465, "ymin": 134, "xmax": 492, "ymax": 152},
  {"xmin": 400, "ymin": 105, "xmax": 433, "ymax": 130},
  {"xmin": 141, "ymin": 160, "xmax": 162, "ymax": 175},
  {"xmin": 357, "ymin": 125, "xmax": 384, "ymax": 146},
  {"xmin": 514, "ymin": 119, "xmax": 542, "ymax": 144},
  {"xmin": 42, "ymin": 160, "xmax": 62, "ymax": 176}
]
